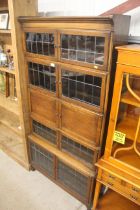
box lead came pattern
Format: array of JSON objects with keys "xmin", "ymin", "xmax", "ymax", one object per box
[
  {"xmin": 26, "ymin": 32, "xmax": 55, "ymax": 56},
  {"xmin": 62, "ymin": 69, "xmax": 102, "ymax": 106},
  {"xmin": 28, "ymin": 62, "xmax": 56, "ymax": 92},
  {"xmin": 61, "ymin": 34, "xmax": 105, "ymax": 65},
  {"xmin": 61, "ymin": 136, "xmax": 94, "ymax": 166},
  {"xmin": 32, "ymin": 120, "xmax": 57, "ymax": 145},
  {"xmin": 30, "ymin": 142, "xmax": 54, "ymax": 177},
  {"xmin": 58, "ymin": 160, "xmax": 88, "ymax": 198}
]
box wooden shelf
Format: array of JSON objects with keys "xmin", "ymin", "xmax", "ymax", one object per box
[
  {"xmin": 0, "ymin": 94, "xmax": 19, "ymax": 115},
  {"xmin": 0, "ymin": 106, "xmax": 21, "ymax": 136},
  {"xmin": 97, "ymin": 190, "xmax": 140, "ymax": 210},
  {"xmin": 116, "ymin": 114, "xmax": 140, "ymax": 142},
  {"xmin": 0, "ymin": 66, "xmax": 15, "ymax": 75},
  {"xmin": 121, "ymin": 90, "xmax": 140, "ymax": 107},
  {"xmin": 0, "ymin": 29, "xmax": 11, "ymax": 34},
  {"xmin": 0, "ymin": 123, "xmax": 28, "ymax": 168}
]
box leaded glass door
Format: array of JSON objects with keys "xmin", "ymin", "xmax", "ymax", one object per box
[
  {"xmin": 59, "ymin": 64, "xmax": 106, "ymax": 112},
  {"xmin": 25, "ymin": 30, "xmax": 57, "ymax": 60},
  {"xmin": 58, "ymin": 30, "xmax": 110, "ymax": 70}
]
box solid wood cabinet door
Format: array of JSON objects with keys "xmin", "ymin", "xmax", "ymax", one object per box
[
  {"xmin": 59, "ymin": 101, "xmax": 103, "ymax": 146},
  {"xmin": 24, "ymin": 29, "xmax": 58, "ymax": 60},
  {"xmin": 58, "ymin": 30, "xmax": 110, "ymax": 71},
  {"xmin": 30, "ymin": 88, "xmax": 57, "ymax": 128},
  {"xmin": 59, "ymin": 64, "xmax": 106, "ymax": 112}
]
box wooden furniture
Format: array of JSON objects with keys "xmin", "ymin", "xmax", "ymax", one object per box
[
  {"xmin": 19, "ymin": 15, "xmax": 130, "ymax": 208},
  {"xmin": 95, "ymin": 190, "xmax": 140, "ymax": 210},
  {"xmin": 0, "ymin": 0, "xmax": 37, "ymax": 168},
  {"xmin": 92, "ymin": 44, "xmax": 140, "ymax": 210}
]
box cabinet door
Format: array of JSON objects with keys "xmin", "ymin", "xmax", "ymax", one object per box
[
  {"xmin": 27, "ymin": 59, "xmax": 58, "ymax": 96},
  {"xmin": 24, "ymin": 29, "xmax": 57, "ymax": 60},
  {"xmin": 59, "ymin": 101, "xmax": 103, "ymax": 146},
  {"xmin": 59, "ymin": 64, "xmax": 106, "ymax": 112},
  {"xmin": 30, "ymin": 88, "xmax": 57, "ymax": 128},
  {"xmin": 60, "ymin": 133, "xmax": 98, "ymax": 169},
  {"xmin": 107, "ymin": 66, "xmax": 140, "ymax": 171},
  {"xmin": 58, "ymin": 30, "xmax": 110, "ymax": 70}
]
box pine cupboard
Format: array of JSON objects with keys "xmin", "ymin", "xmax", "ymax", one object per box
[{"xmin": 19, "ymin": 15, "xmax": 130, "ymax": 208}]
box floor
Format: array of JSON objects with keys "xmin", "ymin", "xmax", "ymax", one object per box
[{"xmin": 0, "ymin": 150, "xmax": 86, "ymax": 210}]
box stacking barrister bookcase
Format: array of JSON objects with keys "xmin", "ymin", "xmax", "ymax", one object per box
[{"xmin": 19, "ymin": 15, "xmax": 130, "ymax": 209}]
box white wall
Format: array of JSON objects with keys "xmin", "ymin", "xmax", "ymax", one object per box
[
  {"xmin": 38, "ymin": 0, "xmax": 140, "ymax": 36},
  {"xmin": 125, "ymin": 7, "xmax": 140, "ymax": 36},
  {"xmin": 38, "ymin": 0, "xmax": 95, "ymax": 16}
]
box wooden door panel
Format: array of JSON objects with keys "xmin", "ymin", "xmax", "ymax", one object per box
[
  {"xmin": 60, "ymin": 102, "xmax": 103, "ymax": 146},
  {"xmin": 30, "ymin": 88, "xmax": 57, "ymax": 127}
]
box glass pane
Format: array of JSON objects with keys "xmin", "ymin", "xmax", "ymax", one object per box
[
  {"xmin": 61, "ymin": 49, "xmax": 68, "ymax": 59},
  {"xmin": 28, "ymin": 62, "xmax": 56, "ymax": 92},
  {"xmin": 96, "ymin": 37, "xmax": 105, "ymax": 46},
  {"xmin": 111, "ymin": 73, "xmax": 140, "ymax": 170},
  {"xmin": 86, "ymin": 52, "xmax": 95, "ymax": 63},
  {"xmin": 69, "ymin": 35, "xmax": 76, "ymax": 50},
  {"xmin": 30, "ymin": 142, "xmax": 54, "ymax": 177},
  {"xmin": 25, "ymin": 32, "xmax": 55, "ymax": 56},
  {"xmin": 86, "ymin": 36, "xmax": 95, "ymax": 51},
  {"xmin": 60, "ymin": 34, "xmax": 105, "ymax": 66},
  {"xmin": 77, "ymin": 51, "xmax": 86, "ymax": 62},
  {"xmin": 39, "ymin": 72, "xmax": 44, "ymax": 87},
  {"xmin": 69, "ymin": 50, "xmax": 76, "ymax": 60},
  {"xmin": 77, "ymin": 36, "xmax": 86, "ymax": 51},
  {"xmin": 95, "ymin": 54, "xmax": 104, "ymax": 65},
  {"xmin": 32, "ymin": 120, "xmax": 57, "ymax": 145},
  {"xmin": 58, "ymin": 160, "xmax": 88, "ymax": 198},
  {"xmin": 62, "ymin": 77, "xmax": 68, "ymax": 96},
  {"xmin": 61, "ymin": 69, "xmax": 102, "ymax": 106},
  {"xmin": 69, "ymin": 79, "xmax": 76, "ymax": 98},
  {"xmin": 50, "ymin": 67, "xmax": 56, "ymax": 92},
  {"xmin": 34, "ymin": 70, "xmax": 39, "ymax": 86},
  {"xmin": 61, "ymin": 34, "xmax": 68, "ymax": 49},
  {"xmin": 61, "ymin": 135, "xmax": 94, "ymax": 167}
]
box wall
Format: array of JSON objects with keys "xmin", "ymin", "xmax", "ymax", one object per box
[
  {"xmin": 38, "ymin": 0, "xmax": 140, "ymax": 36},
  {"xmin": 38, "ymin": 0, "xmax": 95, "ymax": 16}
]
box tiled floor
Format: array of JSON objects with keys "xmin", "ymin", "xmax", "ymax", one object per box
[{"xmin": 0, "ymin": 150, "xmax": 86, "ymax": 210}]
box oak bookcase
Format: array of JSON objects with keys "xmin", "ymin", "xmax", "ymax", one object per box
[{"xmin": 19, "ymin": 15, "xmax": 130, "ymax": 208}]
